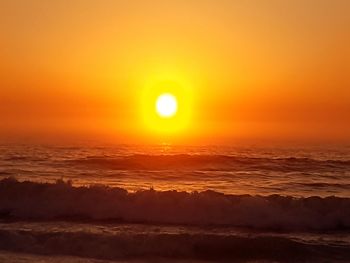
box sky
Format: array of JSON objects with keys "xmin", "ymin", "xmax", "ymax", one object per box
[{"xmin": 1, "ymin": 0, "xmax": 349, "ymax": 144}]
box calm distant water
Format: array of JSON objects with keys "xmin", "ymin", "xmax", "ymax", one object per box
[
  {"xmin": 1, "ymin": 143, "xmax": 350, "ymax": 197},
  {"xmin": 0, "ymin": 143, "xmax": 350, "ymax": 262}
]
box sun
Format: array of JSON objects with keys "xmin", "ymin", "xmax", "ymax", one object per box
[
  {"xmin": 140, "ymin": 80, "xmax": 192, "ymax": 135},
  {"xmin": 156, "ymin": 93, "xmax": 178, "ymax": 118}
]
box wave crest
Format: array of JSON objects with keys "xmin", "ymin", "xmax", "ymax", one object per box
[{"xmin": 0, "ymin": 178, "xmax": 350, "ymax": 231}]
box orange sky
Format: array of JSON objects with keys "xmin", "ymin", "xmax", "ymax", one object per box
[{"xmin": 1, "ymin": 0, "xmax": 349, "ymax": 144}]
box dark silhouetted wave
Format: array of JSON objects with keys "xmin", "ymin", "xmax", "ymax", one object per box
[{"xmin": 0, "ymin": 178, "xmax": 349, "ymax": 231}]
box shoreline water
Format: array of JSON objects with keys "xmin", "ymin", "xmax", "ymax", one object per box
[{"xmin": 0, "ymin": 220, "xmax": 349, "ymax": 262}]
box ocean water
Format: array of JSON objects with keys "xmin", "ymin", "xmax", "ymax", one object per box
[{"xmin": 0, "ymin": 143, "xmax": 349, "ymax": 262}]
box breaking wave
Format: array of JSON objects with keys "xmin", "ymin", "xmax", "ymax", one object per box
[{"xmin": 0, "ymin": 178, "xmax": 349, "ymax": 231}]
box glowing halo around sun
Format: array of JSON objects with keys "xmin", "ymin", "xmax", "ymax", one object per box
[
  {"xmin": 156, "ymin": 93, "xmax": 178, "ymax": 118},
  {"xmin": 140, "ymin": 80, "xmax": 193, "ymax": 135}
]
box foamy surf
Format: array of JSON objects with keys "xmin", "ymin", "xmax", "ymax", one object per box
[{"xmin": 0, "ymin": 178, "xmax": 349, "ymax": 231}]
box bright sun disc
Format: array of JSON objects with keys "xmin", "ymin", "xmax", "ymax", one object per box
[{"xmin": 156, "ymin": 93, "xmax": 178, "ymax": 118}]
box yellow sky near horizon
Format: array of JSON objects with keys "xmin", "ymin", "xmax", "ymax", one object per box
[{"xmin": 1, "ymin": 0, "xmax": 349, "ymax": 144}]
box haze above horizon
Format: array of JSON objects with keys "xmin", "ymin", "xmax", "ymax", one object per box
[{"xmin": 1, "ymin": 0, "xmax": 349, "ymax": 144}]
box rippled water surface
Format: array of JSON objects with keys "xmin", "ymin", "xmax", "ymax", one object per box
[
  {"xmin": 0, "ymin": 143, "xmax": 350, "ymax": 262},
  {"xmin": 1, "ymin": 144, "xmax": 349, "ymax": 197}
]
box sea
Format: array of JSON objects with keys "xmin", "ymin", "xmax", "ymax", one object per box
[{"xmin": 0, "ymin": 143, "xmax": 349, "ymax": 262}]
